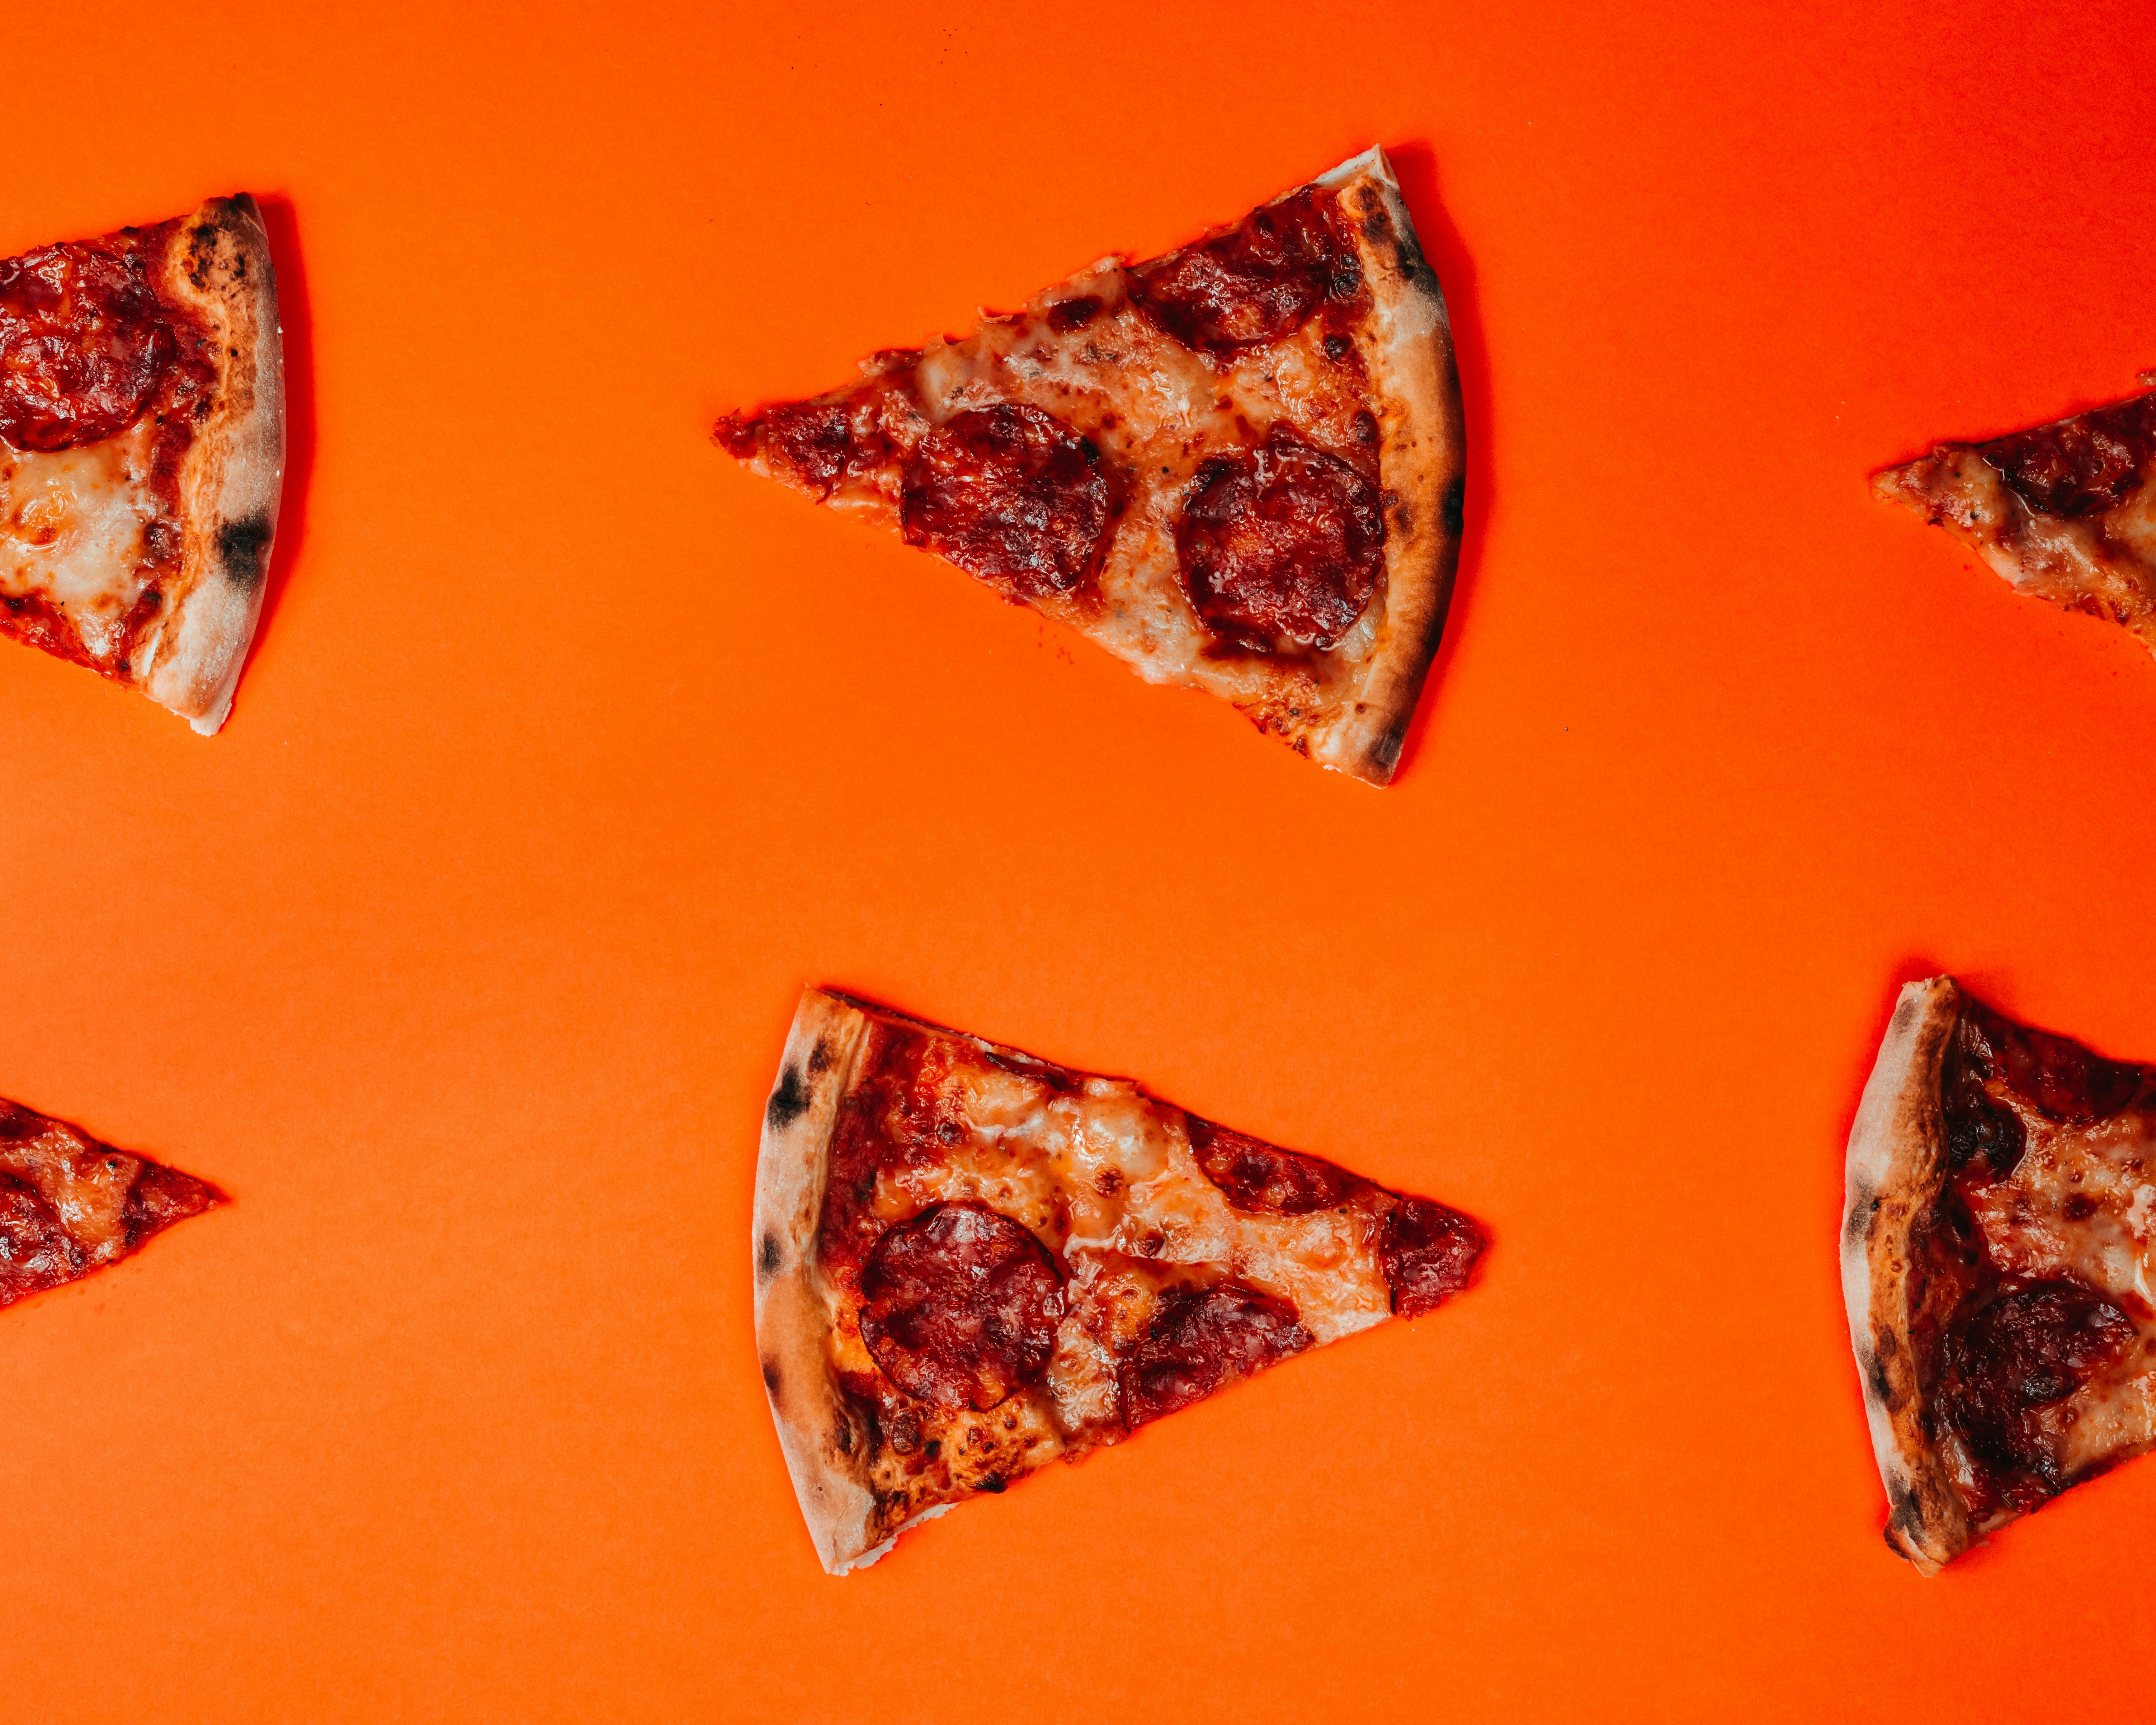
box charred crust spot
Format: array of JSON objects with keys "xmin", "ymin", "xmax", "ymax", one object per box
[
  {"xmin": 1438, "ymin": 473, "xmax": 1466, "ymax": 538},
  {"xmin": 1884, "ymin": 1480, "xmax": 1926, "ymax": 1539},
  {"xmin": 1372, "ymin": 712, "xmax": 1411, "ymax": 774},
  {"xmin": 760, "ymin": 1357, "xmax": 782, "ymax": 1396},
  {"xmin": 979, "ymin": 1473, "xmax": 1007, "ymax": 1493},
  {"xmin": 757, "ymin": 1231, "xmax": 783, "ymax": 1277},
  {"xmin": 215, "ymin": 514, "xmax": 273, "ymax": 590},
  {"xmin": 834, "ymin": 1419, "xmax": 854, "ymax": 1455},
  {"xmin": 808, "ymin": 1038, "xmax": 835, "ymax": 1076},
  {"xmin": 1323, "ymin": 333, "xmax": 1354, "ymax": 361},
  {"xmin": 765, "ymin": 1065, "xmax": 810, "ymax": 1131}
]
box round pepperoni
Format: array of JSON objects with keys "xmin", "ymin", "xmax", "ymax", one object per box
[
  {"xmin": 1186, "ymin": 1117, "xmax": 1362, "ymax": 1214},
  {"xmin": 1118, "ymin": 1281, "xmax": 1311, "ymax": 1429},
  {"xmin": 1943, "ymin": 1280, "xmax": 2136, "ymax": 1505},
  {"xmin": 900, "ymin": 404, "xmax": 1115, "ymax": 600},
  {"xmin": 1984, "ymin": 394, "xmax": 2156, "ymax": 520},
  {"xmin": 858, "ymin": 1200, "xmax": 1066, "ymax": 1411},
  {"xmin": 1377, "ymin": 1197, "xmax": 1485, "ymax": 1318},
  {"xmin": 0, "ymin": 242, "xmax": 171, "ymax": 453},
  {"xmin": 717, "ymin": 397, "xmax": 887, "ymax": 500},
  {"xmin": 1129, "ymin": 187, "xmax": 1361, "ymax": 356},
  {"xmin": 1961, "ymin": 999, "xmax": 2144, "ymax": 1126},
  {"xmin": 1176, "ymin": 429, "xmax": 1383, "ymax": 647}
]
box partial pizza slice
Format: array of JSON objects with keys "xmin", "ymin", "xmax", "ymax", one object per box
[
  {"xmin": 1, "ymin": 197, "xmax": 285, "ymax": 733},
  {"xmin": 1844, "ymin": 977, "xmax": 2156, "ymax": 1573},
  {"xmin": 1874, "ymin": 381, "xmax": 2156, "ymax": 656},
  {"xmin": 754, "ymin": 988, "xmax": 1488, "ymax": 1574},
  {"xmin": 716, "ymin": 147, "xmax": 1464, "ymax": 786},
  {"xmin": 0, "ymin": 1097, "xmax": 223, "ymax": 1310}
]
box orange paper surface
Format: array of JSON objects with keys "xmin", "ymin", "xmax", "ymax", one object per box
[{"xmin": 5, "ymin": 1, "xmax": 2155, "ymax": 1717}]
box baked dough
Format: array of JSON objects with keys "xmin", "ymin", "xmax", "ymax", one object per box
[
  {"xmin": 144, "ymin": 196, "xmax": 287, "ymax": 734},
  {"xmin": 1304, "ymin": 148, "xmax": 1466, "ymax": 782},
  {"xmin": 1841, "ymin": 976, "xmax": 1971, "ymax": 1574},
  {"xmin": 753, "ymin": 985, "xmax": 1489, "ymax": 1574}
]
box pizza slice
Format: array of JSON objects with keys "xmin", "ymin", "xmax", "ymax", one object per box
[
  {"xmin": 716, "ymin": 148, "xmax": 1464, "ymax": 786},
  {"xmin": 1, "ymin": 1096, "xmax": 223, "ymax": 1310},
  {"xmin": 1, "ymin": 197, "xmax": 285, "ymax": 733},
  {"xmin": 1844, "ymin": 977, "xmax": 2156, "ymax": 1572},
  {"xmin": 754, "ymin": 988, "xmax": 1488, "ymax": 1573},
  {"xmin": 1874, "ymin": 380, "xmax": 2156, "ymax": 656}
]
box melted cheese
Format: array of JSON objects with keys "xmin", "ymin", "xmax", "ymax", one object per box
[
  {"xmin": 1880, "ymin": 444, "xmax": 2156, "ymax": 654},
  {"xmin": 816, "ymin": 241, "xmax": 1388, "ymax": 718},
  {"xmin": 1964, "ymin": 1111, "xmax": 2156, "ymax": 1483},
  {"xmin": 0, "ymin": 419, "xmax": 163, "ymax": 666},
  {"xmin": 0, "ymin": 1123, "xmax": 141, "ymax": 1262},
  {"xmin": 862, "ymin": 1048, "xmax": 1400, "ymax": 1461}
]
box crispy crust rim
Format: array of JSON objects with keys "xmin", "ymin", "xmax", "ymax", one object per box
[
  {"xmin": 141, "ymin": 195, "xmax": 286, "ymax": 735},
  {"xmin": 753, "ymin": 988, "xmax": 1132, "ymax": 1574},
  {"xmin": 1840, "ymin": 975, "xmax": 1973, "ymax": 1575},
  {"xmin": 1306, "ymin": 146, "xmax": 1467, "ymax": 786},
  {"xmin": 753, "ymin": 989, "xmax": 883, "ymax": 1574}
]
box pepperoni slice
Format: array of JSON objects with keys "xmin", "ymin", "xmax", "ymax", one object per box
[
  {"xmin": 1377, "ymin": 1197, "xmax": 1485, "ymax": 1318},
  {"xmin": 900, "ymin": 404, "xmax": 1115, "ymax": 600},
  {"xmin": 0, "ymin": 242, "xmax": 173, "ymax": 453},
  {"xmin": 1119, "ymin": 1281, "xmax": 1311, "ymax": 1428},
  {"xmin": 1941, "ymin": 1010, "xmax": 2027, "ymax": 1182},
  {"xmin": 1942, "ymin": 1280, "xmax": 2136, "ymax": 1505},
  {"xmin": 1982, "ymin": 393, "xmax": 2156, "ymax": 520},
  {"xmin": 858, "ymin": 1200, "xmax": 1066, "ymax": 1411},
  {"xmin": 1186, "ymin": 1117, "xmax": 1363, "ymax": 1214},
  {"xmin": 1176, "ymin": 427, "xmax": 1384, "ymax": 647},
  {"xmin": 1959, "ymin": 998, "xmax": 2144, "ymax": 1126},
  {"xmin": 1129, "ymin": 187, "xmax": 1361, "ymax": 356},
  {"xmin": 0, "ymin": 1171, "xmax": 83, "ymax": 1306},
  {"xmin": 716, "ymin": 397, "xmax": 888, "ymax": 501}
]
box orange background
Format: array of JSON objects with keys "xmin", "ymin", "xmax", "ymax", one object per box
[{"xmin": 6, "ymin": 1, "xmax": 2155, "ymax": 1717}]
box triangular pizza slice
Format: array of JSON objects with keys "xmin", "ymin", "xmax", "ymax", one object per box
[
  {"xmin": 716, "ymin": 148, "xmax": 1464, "ymax": 786},
  {"xmin": 1875, "ymin": 381, "xmax": 2156, "ymax": 656},
  {"xmin": 0, "ymin": 1096, "xmax": 223, "ymax": 1309},
  {"xmin": 754, "ymin": 988, "xmax": 1487, "ymax": 1573},
  {"xmin": 1845, "ymin": 977, "xmax": 2156, "ymax": 1571},
  {"xmin": 1, "ymin": 197, "xmax": 284, "ymax": 732}
]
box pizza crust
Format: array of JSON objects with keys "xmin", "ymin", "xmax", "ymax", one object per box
[
  {"xmin": 1840, "ymin": 975, "xmax": 1976, "ymax": 1575},
  {"xmin": 138, "ymin": 196, "xmax": 286, "ymax": 735},
  {"xmin": 751, "ymin": 988, "xmax": 906, "ymax": 1574},
  {"xmin": 1306, "ymin": 147, "xmax": 1467, "ymax": 785}
]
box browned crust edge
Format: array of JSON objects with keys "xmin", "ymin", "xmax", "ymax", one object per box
[
  {"xmin": 1305, "ymin": 146, "xmax": 1466, "ymax": 787},
  {"xmin": 753, "ymin": 988, "xmax": 883, "ymax": 1573},
  {"xmin": 141, "ymin": 195, "xmax": 286, "ymax": 735},
  {"xmin": 754, "ymin": 988, "xmax": 1133, "ymax": 1574},
  {"xmin": 1840, "ymin": 975, "xmax": 1973, "ymax": 1575}
]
